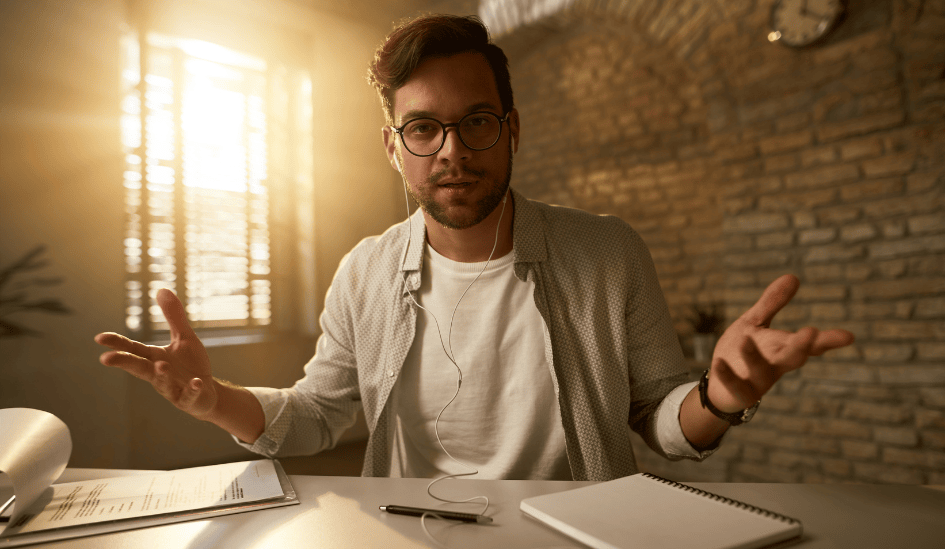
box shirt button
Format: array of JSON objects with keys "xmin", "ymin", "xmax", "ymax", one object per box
[{"xmin": 388, "ymin": 370, "xmax": 395, "ymax": 377}]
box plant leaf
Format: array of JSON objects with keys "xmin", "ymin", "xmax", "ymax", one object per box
[
  {"xmin": 0, "ymin": 245, "xmax": 48, "ymax": 289},
  {"xmin": 0, "ymin": 292, "xmax": 27, "ymax": 306},
  {"xmin": 11, "ymin": 276, "xmax": 65, "ymax": 290},
  {"xmin": 0, "ymin": 318, "xmax": 41, "ymax": 338},
  {"xmin": 23, "ymin": 300, "xmax": 72, "ymax": 314}
]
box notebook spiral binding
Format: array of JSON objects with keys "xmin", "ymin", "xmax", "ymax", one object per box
[{"xmin": 641, "ymin": 473, "xmax": 802, "ymax": 526}]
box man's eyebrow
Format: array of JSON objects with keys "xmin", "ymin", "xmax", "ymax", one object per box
[
  {"xmin": 398, "ymin": 109, "xmax": 437, "ymax": 123},
  {"xmin": 466, "ymin": 101, "xmax": 501, "ymax": 114},
  {"xmin": 397, "ymin": 102, "xmax": 502, "ymax": 124}
]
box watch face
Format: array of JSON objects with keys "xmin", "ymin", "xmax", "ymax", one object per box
[
  {"xmin": 741, "ymin": 401, "xmax": 761, "ymax": 423},
  {"xmin": 769, "ymin": 0, "xmax": 846, "ymax": 47}
]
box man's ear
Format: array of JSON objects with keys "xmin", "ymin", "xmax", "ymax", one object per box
[
  {"xmin": 382, "ymin": 125, "xmax": 399, "ymax": 172},
  {"xmin": 509, "ymin": 108, "xmax": 521, "ymax": 154}
]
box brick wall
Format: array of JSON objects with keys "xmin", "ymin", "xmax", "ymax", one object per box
[{"xmin": 503, "ymin": 0, "xmax": 945, "ymax": 483}]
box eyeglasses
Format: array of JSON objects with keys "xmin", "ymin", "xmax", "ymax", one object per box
[{"xmin": 391, "ymin": 111, "xmax": 510, "ymax": 157}]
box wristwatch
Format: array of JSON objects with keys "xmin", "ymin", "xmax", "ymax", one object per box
[{"xmin": 698, "ymin": 369, "xmax": 760, "ymax": 426}]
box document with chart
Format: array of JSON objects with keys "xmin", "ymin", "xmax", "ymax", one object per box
[{"xmin": 0, "ymin": 409, "xmax": 298, "ymax": 547}]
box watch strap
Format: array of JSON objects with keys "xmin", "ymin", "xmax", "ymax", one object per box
[{"xmin": 698, "ymin": 369, "xmax": 760, "ymax": 426}]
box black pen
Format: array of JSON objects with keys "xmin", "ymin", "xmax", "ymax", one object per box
[{"xmin": 379, "ymin": 504, "xmax": 493, "ymax": 524}]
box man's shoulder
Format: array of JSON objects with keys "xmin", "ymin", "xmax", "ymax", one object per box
[
  {"xmin": 336, "ymin": 219, "xmax": 409, "ymax": 276},
  {"xmin": 519, "ymin": 197, "xmax": 654, "ymax": 290},
  {"xmin": 524, "ymin": 196, "xmax": 641, "ymax": 244},
  {"xmin": 533, "ymin": 199, "xmax": 626, "ymax": 224}
]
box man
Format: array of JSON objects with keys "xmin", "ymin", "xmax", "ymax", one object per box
[{"xmin": 95, "ymin": 14, "xmax": 854, "ymax": 481}]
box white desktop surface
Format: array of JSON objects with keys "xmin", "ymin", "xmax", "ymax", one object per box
[{"xmin": 2, "ymin": 468, "xmax": 943, "ymax": 548}]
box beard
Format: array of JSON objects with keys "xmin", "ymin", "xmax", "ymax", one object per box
[{"xmin": 403, "ymin": 141, "xmax": 514, "ymax": 231}]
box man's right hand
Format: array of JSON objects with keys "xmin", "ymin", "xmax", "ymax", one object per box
[{"xmin": 95, "ymin": 288, "xmax": 218, "ymax": 420}]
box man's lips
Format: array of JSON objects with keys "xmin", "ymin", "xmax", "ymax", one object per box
[{"xmin": 429, "ymin": 166, "xmax": 487, "ymax": 186}]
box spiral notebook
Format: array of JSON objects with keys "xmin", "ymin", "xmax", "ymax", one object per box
[{"xmin": 520, "ymin": 473, "xmax": 802, "ymax": 549}]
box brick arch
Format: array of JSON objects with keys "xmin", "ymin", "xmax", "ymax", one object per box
[{"xmin": 491, "ymin": 0, "xmax": 738, "ymax": 153}]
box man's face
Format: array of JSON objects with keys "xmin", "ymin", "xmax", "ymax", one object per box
[{"xmin": 383, "ymin": 52, "xmax": 520, "ymax": 231}]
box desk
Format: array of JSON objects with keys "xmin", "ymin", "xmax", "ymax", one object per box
[{"xmin": 3, "ymin": 469, "xmax": 943, "ymax": 548}]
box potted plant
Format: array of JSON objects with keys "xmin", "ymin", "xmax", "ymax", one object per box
[
  {"xmin": 688, "ymin": 303, "xmax": 724, "ymax": 363},
  {"xmin": 0, "ymin": 245, "xmax": 71, "ymax": 338}
]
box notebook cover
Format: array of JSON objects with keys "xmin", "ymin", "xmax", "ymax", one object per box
[{"xmin": 520, "ymin": 473, "xmax": 802, "ymax": 549}]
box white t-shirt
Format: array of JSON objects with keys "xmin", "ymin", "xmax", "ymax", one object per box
[{"xmin": 388, "ymin": 244, "xmax": 571, "ymax": 480}]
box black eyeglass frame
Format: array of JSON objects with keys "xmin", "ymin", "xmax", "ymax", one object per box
[{"xmin": 391, "ymin": 111, "xmax": 511, "ymax": 157}]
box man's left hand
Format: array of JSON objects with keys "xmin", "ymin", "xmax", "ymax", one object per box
[{"xmin": 706, "ymin": 274, "xmax": 855, "ymax": 413}]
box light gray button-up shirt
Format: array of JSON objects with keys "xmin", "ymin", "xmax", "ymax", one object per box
[{"xmin": 237, "ymin": 189, "xmax": 717, "ymax": 481}]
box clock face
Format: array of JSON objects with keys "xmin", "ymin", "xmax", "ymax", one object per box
[{"xmin": 769, "ymin": 0, "xmax": 846, "ymax": 47}]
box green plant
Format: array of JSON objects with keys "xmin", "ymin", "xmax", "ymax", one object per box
[
  {"xmin": 0, "ymin": 245, "xmax": 71, "ymax": 338},
  {"xmin": 688, "ymin": 303, "xmax": 724, "ymax": 335}
]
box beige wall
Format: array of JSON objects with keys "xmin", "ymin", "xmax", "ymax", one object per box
[
  {"xmin": 0, "ymin": 0, "xmax": 407, "ymax": 469},
  {"xmin": 0, "ymin": 0, "xmax": 130, "ymax": 467}
]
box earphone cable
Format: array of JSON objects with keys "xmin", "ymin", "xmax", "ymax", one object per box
[{"xmin": 396, "ymin": 171, "xmax": 509, "ymax": 540}]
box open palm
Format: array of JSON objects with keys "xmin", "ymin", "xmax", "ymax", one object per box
[
  {"xmin": 706, "ymin": 275, "xmax": 855, "ymax": 412},
  {"xmin": 95, "ymin": 289, "xmax": 217, "ymax": 418}
]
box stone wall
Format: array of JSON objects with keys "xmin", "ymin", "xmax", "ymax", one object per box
[{"xmin": 503, "ymin": 0, "xmax": 945, "ymax": 483}]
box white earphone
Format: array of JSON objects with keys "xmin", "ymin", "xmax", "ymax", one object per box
[{"xmin": 394, "ymin": 155, "xmax": 402, "ymax": 173}]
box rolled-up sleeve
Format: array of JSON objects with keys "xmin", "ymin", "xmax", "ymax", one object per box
[
  {"xmin": 231, "ymin": 387, "xmax": 290, "ymax": 456},
  {"xmin": 654, "ymin": 381, "xmax": 722, "ymax": 460}
]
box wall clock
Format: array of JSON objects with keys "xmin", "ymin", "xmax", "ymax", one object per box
[{"xmin": 768, "ymin": 0, "xmax": 847, "ymax": 47}]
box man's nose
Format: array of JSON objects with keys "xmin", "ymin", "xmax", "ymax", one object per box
[{"xmin": 437, "ymin": 125, "xmax": 471, "ymax": 160}]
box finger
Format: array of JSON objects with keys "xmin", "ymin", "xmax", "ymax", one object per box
[
  {"xmin": 740, "ymin": 334, "xmax": 783, "ymax": 390},
  {"xmin": 711, "ymin": 358, "xmax": 764, "ymax": 408},
  {"xmin": 152, "ymin": 361, "xmax": 180, "ymax": 400},
  {"xmin": 178, "ymin": 378, "xmax": 204, "ymax": 409},
  {"xmin": 766, "ymin": 327, "xmax": 818, "ymax": 370},
  {"xmin": 741, "ymin": 274, "xmax": 800, "ymax": 328},
  {"xmin": 156, "ymin": 288, "xmax": 197, "ymax": 342},
  {"xmin": 809, "ymin": 328, "xmax": 855, "ymax": 356},
  {"xmin": 99, "ymin": 350, "xmax": 157, "ymax": 382},
  {"xmin": 154, "ymin": 364, "xmax": 204, "ymax": 412},
  {"xmin": 94, "ymin": 332, "xmax": 160, "ymax": 361}
]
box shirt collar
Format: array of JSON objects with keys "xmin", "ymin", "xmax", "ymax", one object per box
[
  {"xmin": 400, "ymin": 205, "xmax": 427, "ymax": 274},
  {"xmin": 510, "ymin": 187, "xmax": 547, "ymax": 265},
  {"xmin": 398, "ymin": 187, "xmax": 548, "ymax": 277}
]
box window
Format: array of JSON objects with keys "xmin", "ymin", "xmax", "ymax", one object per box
[{"xmin": 120, "ymin": 31, "xmax": 313, "ymax": 338}]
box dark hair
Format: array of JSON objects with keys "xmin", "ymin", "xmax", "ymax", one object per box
[{"xmin": 367, "ymin": 14, "xmax": 514, "ymax": 126}]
